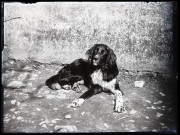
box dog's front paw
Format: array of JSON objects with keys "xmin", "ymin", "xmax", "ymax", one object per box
[
  {"xmin": 115, "ymin": 100, "xmax": 124, "ymax": 113},
  {"xmin": 70, "ymin": 98, "xmax": 85, "ymax": 108},
  {"xmin": 114, "ymin": 91, "xmax": 124, "ymax": 113}
]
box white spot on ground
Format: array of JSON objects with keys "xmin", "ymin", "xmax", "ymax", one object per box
[
  {"xmin": 36, "ymin": 108, "xmax": 41, "ymax": 111},
  {"xmin": 129, "ymin": 109, "xmax": 137, "ymax": 115},
  {"xmin": 156, "ymin": 112, "xmax": 164, "ymax": 118},
  {"xmin": 65, "ymin": 114, "xmax": 71, "ymax": 119},
  {"xmin": 159, "ymin": 92, "xmax": 165, "ymax": 96},
  {"xmin": 151, "ymin": 106, "xmax": 156, "ymax": 109},
  {"xmin": 11, "ymin": 100, "xmax": 16, "ymax": 105},
  {"xmin": 154, "ymin": 101, "xmax": 162, "ymax": 105},
  {"xmin": 7, "ymin": 81, "xmax": 25, "ymax": 89}
]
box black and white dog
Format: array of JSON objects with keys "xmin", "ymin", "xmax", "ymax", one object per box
[{"xmin": 46, "ymin": 44, "xmax": 124, "ymax": 113}]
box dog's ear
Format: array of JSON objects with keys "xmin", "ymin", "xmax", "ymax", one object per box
[
  {"xmin": 102, "ymin": 47, "xmax": 118, "ymax": 82},
  {"xmin": 85, "ymin": 44, "xmax": 98, "ymax": 61},
  {"xmin": 106, "ymin": 48, "xmax": 117, "ymax": 66}
]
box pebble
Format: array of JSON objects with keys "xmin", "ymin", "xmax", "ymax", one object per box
[
  {"xmin": 9, "ymin": 108, "xmax": 16, "ymax": 112},
  {"xmin": 17, "ymin": 102, "xmax": 21, "ymax": 106},
  {"xmin": 65, "ymin": 114, "xmax": 71, "ymax": 119},
  {"xmin": 144, "ymin": 100, "xmax": 151, "ymax": 104},
  {"xmin": 129, "ymin": 120, "xmax": 135, "ymax": 122},
  {"xmin": 58, "ymin": 128, "xmax": 68, "ymax": 132},
  {"xmin": 14, "ymin": 111, "xmax": 20, "ymax": 114},
  {"xmin": 152, "ymin": 129, "xmax": 158, "ymax": 132},
  {"xmin": 48, "ymin": 123, "xmax": 54, "ymax": 126},
  {"xmin": 156, "ymin": 112, "xmax": 164, "ymax": 118},
  {"xmin": 36, "ymin": 108, "xmax": 41, "ymax": 111},
  {"xmin": 11, "ymin": 100, "xmax": 16, "ymax": 105},
  {"xmin": 53, "ymin": 108, "xmax": 59, "ymax": 111},
  {"xmin": 39, "ymin": 120, "xmax": 49, "ymax": 125},
  {"xmin": 129, "ymin": 109, "xmax": 137, "ymax": 115},
  {"xmin": 42, "ymin": 124, "xmax": 48, "ymax": 128},
  {"xmin": 51, "ymin": 120, "xmax": 57, "ymax": 124},
  {"xmin": 142, "ymin": 127, "xmax": 148, "ymax": 130},
  {"xmin": 104, "ymin": 123, "xmax": 109, "ymax": 128},
  {"xmin": 11, "ymin": 115, "xmax": 16, "ymax": 119},
  {"xmin": 160, "ymin": 123, "xmax": 165, "ymax": 126},
  {"xmin": 134, "ymin": 80, "xmax": 145, "ymax": 88},
  {"xmin": 54, "ymin": 125, "xmax": 78, "ymax": 132},
  {"xmin": 17, "ymin": 116, "xmax": 23, "ymax": 120},
  {"xmin": 7, "ymin": 81, "xmax": 25, "ymax": 89},
  {"xmin": 145, "ymin": 116, "xmax": 149, "ymax": 119},
  {"xmin": 151, "ymin": 106, "xmax": 156, "ymax": 109},
  {"xmin": 159, "ymin": 92, "xmax": 165, "ymax": 96},
  {"xmin": 154, "ymin": 101, "xmax": 162, "ymax": 105}
]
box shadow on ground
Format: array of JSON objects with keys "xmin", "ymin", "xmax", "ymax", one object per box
[{"xmin": 2, "ymin": 59, "xmax": 177, "ymax": 133}]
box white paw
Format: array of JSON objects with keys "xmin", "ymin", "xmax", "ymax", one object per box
[
  {"xmin": 114, "ymin": 91, "xmax": 124, "ymax": 113},
  {"xmin": 115, "ymin": 100, "xmax": 124, "ymax": 113},
  {"xmin": 70, "ymin": 98, "xmax": 85, "ymax": 108}
]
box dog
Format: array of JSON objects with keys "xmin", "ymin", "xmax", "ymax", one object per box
[{"xmin": 46, "ymin": 44, "xmax": 124, "ymax": 113}]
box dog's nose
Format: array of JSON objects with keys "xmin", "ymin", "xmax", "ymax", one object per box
[{"xmin": 94, "ymin": 55, "xmax": 99, "ymax": 60}]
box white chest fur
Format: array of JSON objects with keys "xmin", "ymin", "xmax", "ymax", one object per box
[{"xmin": 91, "ymin": 69, "xmax": 116, "ymax": 90}]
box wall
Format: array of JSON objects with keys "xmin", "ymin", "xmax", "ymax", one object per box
[{"xmin": 4, "ymin": 2, "xmax": 174, "ymax": 74}]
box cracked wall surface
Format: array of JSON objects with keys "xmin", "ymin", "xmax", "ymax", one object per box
[{"xmin": 3, "ymin": 2, "xmax": 174, "ymax": 74}]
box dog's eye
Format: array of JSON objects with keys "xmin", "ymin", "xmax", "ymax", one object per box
[
  {"xmin": 95, "ymin": 48, "xmax": 99, "ymax": 52},
  {"xmin": 101, "ymin": 50, "xmax": 105, "ymax": 54}
]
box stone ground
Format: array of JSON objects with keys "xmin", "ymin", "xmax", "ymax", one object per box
[{"xmin": 2, "ymin": 59, "xmax": 177, "ymax": 133}]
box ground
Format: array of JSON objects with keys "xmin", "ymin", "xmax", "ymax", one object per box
[{"xmin": 2, "ymin": 59, "xmax": 177, "ymax": 133}]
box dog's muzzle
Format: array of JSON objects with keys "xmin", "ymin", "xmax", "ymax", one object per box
[{"xmin": 93, "ymin": 55, "xmax": 99, "ymax": 66}]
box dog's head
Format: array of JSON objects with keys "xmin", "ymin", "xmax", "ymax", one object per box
[{"xmin": 85, "ymin": 44, "xmax": 117, "ymax": 68}]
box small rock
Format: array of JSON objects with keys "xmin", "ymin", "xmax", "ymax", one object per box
[
  {"xmin": 4, "ymin": 118, "xmax": 10, "ymax": 123},
  {"xmin": 154, "ymin": 101, "xmax": 162, "ymax": 105},
  {"xmin": 65, "ymin": 114, "xmax": 71, "ymax": 119},
  {"xmin": 27, "ymin": 83, "xmax": 33, "ymax": 86},
  {"xmin": 14, "ymin": 111, "xmax": 20, "ymax": 114},
  {"xmin": 11, "ymin": 115, "xmax": 16, "ymax": 119},
  {"xmin": 58, "ymin": 128, "xmax": 68, "ymax": 132},
  {"xmin": 53, "ymin": 108, "xmax": 59, "ymax": 111},
  {"xmin": 42, "ymin": 124, "xmax": 48, "ymax": 128},
  {"xmin": 17, "ymin": 116, "xmax": 23, "ymax": 120},
  {"xmin": 39, "ymin": 120, "xmax": 49, "ymax": 125},
  {"xmin": 104, "ymin": 123, "xmax": 109, "ymax": 128},
  {"xmin": 48, "ymin": 123, "xmax": 54, "ymax": 126},
  {"xmin": 145, "ymin": 116, "xmax": 149, "ymax": 119},
  {"xmin": 152, "ymin": 129, "xmax": 157, "ymax": 132},
  {"xmin": 151, "ymin": 106, "xmax": 156, "ymax": 109},
  {"xmin": 17, "ymin": 102, "xmax": 21, "ymax": 106},
  {"xmin": 156, "ymin": 112, "xmax": 164, "ymax": 118},
  {"xmin": 142, "ymin": 127, "xmax": 148, "ymax": 130},
  {"xmin": 54, "ymin": 125, "xmax": 78, "ymax": 132},
  {"xmin": 36, "ymin": 108, "xmax": 41, "ymax": 111},
  {"xmin": 51, "ymin": 120, "xmax": 57, "ymax": 124},
  {"xmin": 134, "ymin": 80, "xmax": 145, "ymax": 88},
  {"xmin": 129, "ymin": 120, "xmax": 135, "ymax": 122},
  {"xmin": 9, "ymin": 108, "xmax": 16, "ymax": 112},
  {"xmin": 129, "ymin": 109, "xmax": 137, "ymax": 115},
  {"xmin": 160, "ymin": 123, "xmax": 165, "ymax": 126},
  {"xmin": 159, "ymin": 92, "xmax": 165, "ymax": 96},
  {"xmin": 81, "ymin": 112, "xmax": 85, "ymax": 116},
  {"xmin": 144, "ymin": 99, "xmax": 151, "ymax": 104},
  {"xmin": 7, "ymin": 81, "xmax": 25, "ymax": 89},
  {"xmin": 11, "ymin": 100, "xmax": 16, "ymax": 105}
]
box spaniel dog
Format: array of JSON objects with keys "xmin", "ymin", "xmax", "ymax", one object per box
[{"xmin": 46, "ymin": 44, "xmax": 124, "ymax": 113}]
